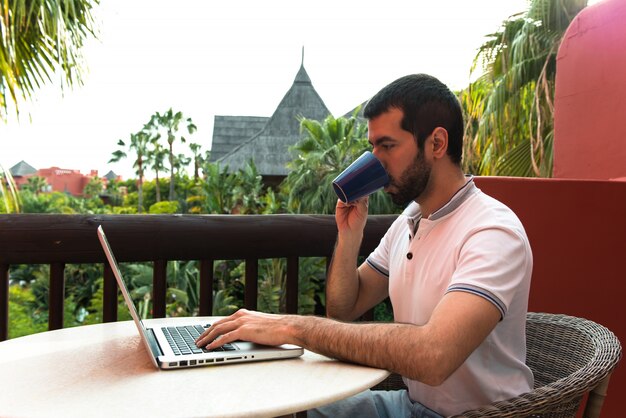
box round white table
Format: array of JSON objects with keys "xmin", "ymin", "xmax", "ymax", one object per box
[{"xmin": 0, "ymin": 317, "xmax": 389, "ymax": 417}]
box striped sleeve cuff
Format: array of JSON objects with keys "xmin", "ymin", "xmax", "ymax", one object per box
[
  {"xmin": 446, "ymin": 284, "xmax": 506, "ymax": 319},
  {"xmin": 366, "ymin": 258, "xmax": 389, "ymax": 278}
]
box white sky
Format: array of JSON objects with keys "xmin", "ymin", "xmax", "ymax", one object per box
[{"xmin": 1, "ymin": 0, "xmax": 533, "ymax": 179}]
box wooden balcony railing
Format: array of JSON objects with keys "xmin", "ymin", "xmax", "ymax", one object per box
[{"xmin": 0, "ymin": 214, "xmax": 396, "ymax": 341}]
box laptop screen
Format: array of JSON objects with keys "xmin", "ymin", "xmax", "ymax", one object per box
[{"xmin": 97, "ymin": 225, "xmax": 160, "ymax": 367}]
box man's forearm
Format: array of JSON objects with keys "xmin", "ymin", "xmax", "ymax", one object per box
[
  {"xmin": 325, "ymin": 234, "xmax": 362, "ymax": 320},
  {"xmin": 290, "ymin": 315, "xmax": 442, "ymax": 385}
]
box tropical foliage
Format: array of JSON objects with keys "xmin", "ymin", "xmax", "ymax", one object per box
[
  {"xmin": 0, "ymin": 165, "xmax": 20, "ymax": 213},
  {"xmin": 109, "ymin": 130, "xmax": 151, "ymax": 212},
  {"xmin": 145, "ymin": 108, "xmax": 197, "ymax": 200},
  {"xmin": 283, "ymin": 112, "xmax": 396, "ymax": 215},
  {"xmin": 5, "ymin": 111, "xmax": 390, "ymax": 338},
  {"xmin": 0, "ymin": 0, "xmax": 99, "ymax": 120},
  {"xmin": 1, "ymin": 0, "xmax": 99, "ymax": 214},
  {"xmin": 462, "ymin": 0, "xmax": 588, "ymax": 177},
  {"xmin": 109, "ymin": 109, "xmax": 197, "ymax": 211}
]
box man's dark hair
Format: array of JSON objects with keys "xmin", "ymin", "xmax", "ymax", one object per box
[{"xmin": 363, "ymin": 74, "xmax": 464, "ymax": 165}]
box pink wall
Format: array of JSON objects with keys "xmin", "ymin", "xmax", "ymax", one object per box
[
  {"xmin": 553, "ymin": 0, "xmax": 626, "ymax": 180},
  {"xmin": 16, "ymin": 167, "xmax": 98, "ymax": 197},
  {"xmin": 475, "ymin": 176, "xmax": 625, "ymax": 417}
]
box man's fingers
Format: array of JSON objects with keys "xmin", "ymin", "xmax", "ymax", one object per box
[
  {"xmin": 195, "ymin": 309, "xmax": 248, "ymax": 346},
  {"xmin": 195, "ymin": 323, "xmax": 224, "ymax": 347},
  {"xmin": 206, "ymin": 331, "xmax": 238, "ymax": 350},
  {"xmin": 196, "ymin": 317, "xmax": 242, "ymax": 348}
]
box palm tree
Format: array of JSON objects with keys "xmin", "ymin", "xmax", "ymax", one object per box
[
  {"xmin": 109, "ymin": 132, "xmax": 150, "ymax": 212},
  {"xmin": 201, "ymin": 163, "xmax": 239, "ymax": 214},
  {"xmin": 0, "ymin": 0, "xmax": 99, "ymax": 120},
  {"xmin": 83, "ymin": 177, "xmax": 104, "ymax": 199},
  {"xmin": 174, "ymin": 153, "xmax": 192, "ymax": 179},
  {"xmin": 283, "ymin": 113, "xmax": 396, "ymax": 215},
  {"xmin": 232, "ymin": 160, "xmax": 264, "ymax": 214},
  {"xmin": 25, "ymin": 176, "xmax": 49, "ymax": 195},
  {"xmin": 0, "ymin": 165, "xmax": 21, "ymax": 213},
  {"xmin": 1, "ymin": 0, "xmax": 99, "ymax": 212},
  {"xmin": 188, "ymin": 143, "xmax": 207, "ymax": 181},
  {"xmin": 148, "ymin": 109, "xmax": 197, "ymax": 200},
  {"xmin": 465, "ymin": 0, "xmax": 587, "ymax": 177},
  {"xmin": 147, "ymin": 140, "xmax": 168, "ymax": 203}
]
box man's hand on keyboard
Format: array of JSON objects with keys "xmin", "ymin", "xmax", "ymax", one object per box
[{"xmin": 195, "ymin": 309, "xmax": 299, "ymax": 350}]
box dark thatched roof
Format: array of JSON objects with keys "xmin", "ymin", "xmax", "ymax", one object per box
[
  {"xmin": 215, "ymin": 64, "xmax": 331, "ymax": 176},
  {"xmin": 9, "ymin": 160, "xmax": 37, "ymax": 177},
  {"xmin": 209, "ymin": 115, "xmax": 269, "ymax": 162}
]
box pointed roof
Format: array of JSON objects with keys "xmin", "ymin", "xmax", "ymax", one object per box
[
  {"xmin": 9, "ymin": 160, "xmax": 37, "ymax": 177},
  {"xmin": 293, "ymin": 63, "xmax": 312, "ymax": 84},
  {"xmin": 217, "ymin": 64, "xmax": 331, "ymax": 176},
  {"xmin": 103, "ymin": 170, "xmax": 118, "ymax": 181},
  {"xmin": 209, "ymin": 115, "xmax": 269, "ymax": 162}
]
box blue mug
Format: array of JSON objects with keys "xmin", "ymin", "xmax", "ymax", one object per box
[{"xmin": 332, "ymin": 151, "xmax": 390, "ymax": 203}]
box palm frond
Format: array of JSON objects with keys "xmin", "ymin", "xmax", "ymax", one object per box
[
  {"xmin": 0, "ymin": 164, "xmax": 21, "ymax": 213},
  {"xmin": 463, "ymin": 0, "xmax": 587, "ymax": 176},
  {"xmin": 1, "ymin": 0, "xmax": 99, "ymax": 119}
]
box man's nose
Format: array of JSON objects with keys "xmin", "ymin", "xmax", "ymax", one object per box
[{"xmin": 372, "ymin": 150, "xmax": 386, "ymax": 168}]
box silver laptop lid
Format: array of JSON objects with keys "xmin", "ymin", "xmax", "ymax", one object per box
[{"xmin": 97, "ymin": 225, "xmax": 160, "ymax": 368}]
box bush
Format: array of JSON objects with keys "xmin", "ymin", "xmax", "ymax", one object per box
[
  {"xmin": 149, "ymin": 200, "xmax": 180, "ymax": 214},
  {"xmin": 8, "ymin": 285, "xmax": 47, "ymax": 339},
  {"xmin": 113, "ymin": 206, "xmax": 137, "ymax": 214}
]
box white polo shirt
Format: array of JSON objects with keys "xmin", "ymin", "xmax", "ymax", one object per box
[{"xmin": 366, "ymin": 178, "xmax": 534, "ymax": 416}]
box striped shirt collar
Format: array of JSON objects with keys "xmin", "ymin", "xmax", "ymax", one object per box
[{"xmin": 402, "ymin": 176, "xmax": 477, "ymax": 232}]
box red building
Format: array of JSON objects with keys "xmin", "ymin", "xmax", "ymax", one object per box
[
  {"xmin": 9, "ymin": 161, "xmax": 119, "ymax": 197},
  {"xmin": 36, "ymin": 167, "xmax": 98, "ymax": 196}
]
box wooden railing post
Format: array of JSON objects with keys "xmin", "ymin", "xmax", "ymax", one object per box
[
  {"xmin": 244, "ymin": 259, "xmax": 258, "ymax": 311},
  {"xmin": 1, "ymin": 264, "xmax": 8, "ymax": 341},
  {"xmin": 49, "ymin": 263, "xmax": 65, "ymax": 330},
  {"xmin": 103, "ymin": 263, "xmax": 118, "ymax": 322},
  {"xmin": 199, "ymin": 260, "xmax": 214, "ymax": 316},
  {"xmin": 286, "ymin": 256, "xmax": 299, "ymax": 314},
  {"xmin": 153, "ymin": 260, "xmax": 167, "ymax": 318}
]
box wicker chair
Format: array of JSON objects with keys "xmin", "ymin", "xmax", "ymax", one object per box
[{"xmin": 373, "ymin": 313, "xmax": 622, "ymax": 418}]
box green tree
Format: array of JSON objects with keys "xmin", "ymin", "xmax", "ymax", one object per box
[
  {"xmin": 0, "ymin": 165, "xmax": 21, "ymax": 213},
  {"xmin": 0, "ymin": 0, "xmax": 99, "ymax": 120},
  {"xmin": 464, "ymin": 0, "xmax": 587, "ymax": 177},
  {"xmin": 189, "ymin": 143, "xmax": 202, "ymax": 181},
  {"xmin": 102, "ymin": 178, "xmax": 124, "ymax": 206},
  {"xmin": 232, "ymin": 160, "xmax": 264, "ymax": 214},
  {"xmin": 201, "ymin": 163, "xmax": 239, "ymax": 214},
  {"xmin": 24, "ymin": 176, "xmax": 48, "ymax": 195},
  {"xmin": 147, "ymin": 140, "xmax": 168, "ymax": 203},
  {"xmin": 148, "ymin": 109, "xmax": 197, "ymax": 201},
  {"xmin": 283, "ymin": 113, "xmax": 395, "ymax": 214},
  {"xmin": 109, "ymin": 131, "xmax": 151, "ymax": 212},
  {"xmin": 174, "ymin": 153, "xmax": 192, "ymax": 179},
  {"xmin": 83, "ymin": 176, "xmax": 103, "ymax": 198},
  {"xmin": 189, "ymin": 143, "xmax": 209, "ymax": 181},
  {"xmin": 1, "ymin": 0, "xmax": 99, "ymax": 214},
  {"xmin": 8, "ymin": 285, "xmax": 47, "ymax": 338}
]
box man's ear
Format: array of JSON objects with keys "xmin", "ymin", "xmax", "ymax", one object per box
[{"xmin": 431, "ymin": 127, "xmax": 449, "ymax": 158}]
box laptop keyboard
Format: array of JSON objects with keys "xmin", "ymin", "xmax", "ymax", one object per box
[{"xmin": 162, "ymin": 325, "xmax": 237, "ymax": 356}]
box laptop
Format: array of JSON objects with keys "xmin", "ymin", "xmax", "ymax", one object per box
[{"xmin": 97, "ymin": 225, "xmax": 304, "ymax": 369}]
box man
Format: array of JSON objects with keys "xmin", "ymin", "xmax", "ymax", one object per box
[{"xmin": 196, "ymin": 74, "xmax": 534, "ymax": 417}]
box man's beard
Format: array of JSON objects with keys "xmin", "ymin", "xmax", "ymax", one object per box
[{"xmin": 387, "ymin": 151, "xmax": 432, "ymax": 207}]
